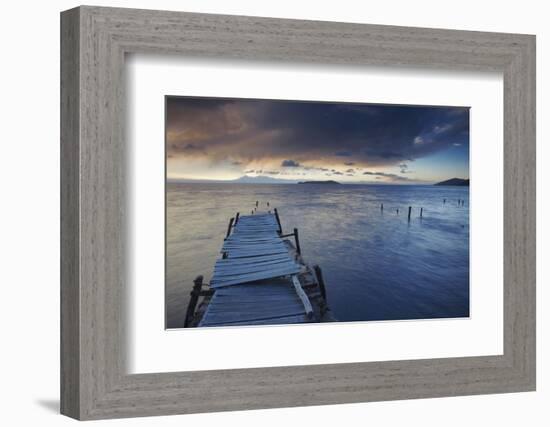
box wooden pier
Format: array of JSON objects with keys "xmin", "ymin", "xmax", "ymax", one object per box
[{"xmin": 184, "ymin": 208, "xmax": 334, "ymax": 327}]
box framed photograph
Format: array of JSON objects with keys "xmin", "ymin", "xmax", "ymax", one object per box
[
  {"xmin": 165, "ymin": 96, "xmax": 472, "ymax": 329},
  {"xmin": 61, "ymin": 6, "xmax": 536, "ymax": 420}
]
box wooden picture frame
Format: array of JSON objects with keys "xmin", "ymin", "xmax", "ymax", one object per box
[{"xmin": 61, "ymin": 6, "xmax": 536, "ymax": 420}]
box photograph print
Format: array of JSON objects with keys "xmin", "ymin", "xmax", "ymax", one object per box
[{"xmin": 165, "ymin": 96, "xmax": 470, "ymax": 329}]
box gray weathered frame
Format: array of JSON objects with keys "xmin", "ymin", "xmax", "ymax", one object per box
[{"xmin": 61, "ymin": 5, "xmax": 536, "ymax": 420}]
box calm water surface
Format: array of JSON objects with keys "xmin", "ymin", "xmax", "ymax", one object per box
[{"xmin": 166, "ymin": 183, "xmax": 469, "ymax": 328}]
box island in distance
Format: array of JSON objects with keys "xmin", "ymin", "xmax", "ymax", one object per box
[
  {"xmin": 434, "ymin": 178, "xmax": 470, "ymax": 186},
  {"xmin": 297, "ymin": 180, "xmax": 341, "ymax": 185}
]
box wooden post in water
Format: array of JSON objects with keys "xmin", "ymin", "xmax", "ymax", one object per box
[
  {"xmin": 294, "ymin": 228, "xmax": 302, "ymax": 255},
  {"xmin": 235, "ymin": 212, "xmax": 240, "ymax": 225},
  {"xmin": 225, "ymin": 217, "xmax": 234, "ymax": 238},
  {"xmin": 420, "ymin": 207, "xmax": 423, "ymax": 218},
  {"xmin": 313, "ymin": 265, "xmax": 328, "ymax": 303},
  {"xmin": 396, "ymin": 208, "xmax": 399, "ymax": 215},
  {"xmin": 274, "ymin": 208, "xmax": 283, "ymax": 233},
  {"xmin": 408, "ymin": 206, "xmax": 412, "ymax": 221},
  {"xmin": 444, "ymin": 198, "xmax": 446, "ymax": 204},
  {"xmin": 184, "ymin": 275, "xmax": 203, "ymax": 328},
  {"xmin": 381, "ymin": 203, "xmax": 384, "ymax": 212}
]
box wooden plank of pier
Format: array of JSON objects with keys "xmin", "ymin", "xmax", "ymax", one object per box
[
  {"xmin": 210, "ymin": 264, "xmax": 302, "ymax": 288},
  {"xmin": 199, "ymin": 212, "xmax": 314, "ymax": 327},
  {"xmin": 199, "ymin": 280, "xmax": 309, "ymax": 327}
]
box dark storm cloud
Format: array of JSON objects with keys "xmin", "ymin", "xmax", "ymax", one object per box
[
  {"xmin": 166, "ymin": 97, "xmax": 469, "ymax": 167},
  {"xmin": 399, "ymin": 163, "xmax": 410, "ymax": 173},
  {"xmin": 281, "ymin": 159, "xmax": 301, "ymax": 167},
  {"xmin": 182, "ymin": 143, "xmax": 200, "ymax": 151}
]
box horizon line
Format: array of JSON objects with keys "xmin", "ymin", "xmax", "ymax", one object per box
[{"xmin": 166, "ymin": 176, "xmax": 469, "ymax": 185}]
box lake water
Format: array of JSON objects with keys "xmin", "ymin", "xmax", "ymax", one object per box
[{"xmin": 166, "ymin": 183, "xmax": 469, "ymax": 328}]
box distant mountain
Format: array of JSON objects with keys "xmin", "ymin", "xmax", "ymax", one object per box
[
  {"xmin": 434, "ymin": 178, "xmax": 469, "ymax": 186},
  {"xmin": 231, "ymin": 175, "xmax": 297, "ymax": 184},
  {"xmin": 297, "ymin": 180, "xmax": 341, "ymax": 185}
]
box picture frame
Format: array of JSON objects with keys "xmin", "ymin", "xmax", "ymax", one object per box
[{"xmin": 60, "ymin": 5, "xmax": 536, "ymax": 420}]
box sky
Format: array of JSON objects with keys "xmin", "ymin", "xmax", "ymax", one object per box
[{"xmin": 166, "ymin": 96, "xmax": 469, "ymax": 184}]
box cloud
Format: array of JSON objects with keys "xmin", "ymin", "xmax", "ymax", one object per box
[
  {"xmin": 281, "ymin": 159, "xmax": 301, "ymax": 167},
  {"xmin": 363, "ymin": 171, "xmax": 411, "ymax": 182},
  {"xmin": 181, "ymin": 143, "xmax": 201, "ymax": 151},
  {"xmin": 335, "ymin": 151, "xmax": 353, "ymax": 157},
  {"xmin": 166, "ymin": 97, "xmax": 469, "ymax": 170},
  {"xmin": 333, "ymin": 171, "xmax": 344, "ymax": 175},
  {"xmin": 434, "ymin": 124, "xmax": 452, "ymax": 134},
  {"xmin": 399, "ymin": 163, "xmax": 409, "ymax": 173},
  {"xmin": 346, "ymin": 169, "xmax": 355, "ymax": 174}
]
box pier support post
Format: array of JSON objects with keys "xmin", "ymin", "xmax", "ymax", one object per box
[
  {"xmin": 225, "ymin": 217, "xmax": 234, "ymax": 239},
  {"xmin": 408, "ymin": 206, "xmax": 412, "ymax": 221},
  {"xmin": 294, "ymin": 228, "xmax": 302, "ymax": 255},
  {"xmin": 235, "ymin": 212, "xmax": 240, "ymax": 225},
  {"xmin": 184, "ymin": 275, "xmax": 203, "ymax": 328},
  {"xmin": 274, "ymin": 208, "xmax": 283, "ymax": 234},
  {"xmin": 420, "ymin": 207, "xmax": 423, "ymax": 218},
  {"xmin": 381, "ymin": 203, "xmax": 383, "ymax": 212},
  {"xmin": 313, "ymin": 265, "xmax": 328, "ymax": 303}
]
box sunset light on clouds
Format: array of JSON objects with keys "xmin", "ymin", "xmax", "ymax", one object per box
[{"xmin": 166, "ymin": 96, "xmax": 469, "ymax": 184}]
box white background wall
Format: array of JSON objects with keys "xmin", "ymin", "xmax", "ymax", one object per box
[{"xmin": 0, "ymin": 0, "xmax": 546, "ymax": 425}]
